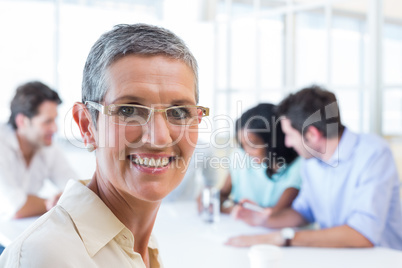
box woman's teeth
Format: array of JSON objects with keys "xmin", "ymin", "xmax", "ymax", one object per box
[{"xmin": 131, "ymin": 156, "xmax": 171, "ymax": 168}]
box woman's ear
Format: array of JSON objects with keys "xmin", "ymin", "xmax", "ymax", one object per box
[{"xmin": 72, "ymin": 102, "xmax": 96, "ymax": 146}]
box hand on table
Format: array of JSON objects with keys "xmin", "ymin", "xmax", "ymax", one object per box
[
  {"xmin": 231, "ymin": 199, "xmax": 272, "ymax": 227},
  {"xmin": 225, "ymin": 232, "xmax": 284, "ymax": 247}
]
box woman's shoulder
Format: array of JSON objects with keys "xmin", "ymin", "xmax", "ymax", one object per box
[
  {"xmin": 288, "ymin": 157, "xmax": 303, "ymax": 169},
  {"xmin": 0, "ymin": 207, "xmax": 84, "ymax": 266},
  {"xmin": 273, "ymin": 157, "xmax": 303, "ymax": 183},
  {"xmin": 277, "ymin": 157, "xmax": 302, "ymax": 174}
]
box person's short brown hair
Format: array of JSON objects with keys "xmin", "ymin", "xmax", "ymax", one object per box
[
  {"xmin": 8, "ymin": 81, "xmax": 62, "ymax": 129},
  {"xmin": 276, "ymin": 85, "xmax": 344, "ymax": 138}
]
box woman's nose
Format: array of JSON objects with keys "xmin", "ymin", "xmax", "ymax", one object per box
[{"xmin": 141, "ymin": 112, "xmax": 173, "ymax": 147}]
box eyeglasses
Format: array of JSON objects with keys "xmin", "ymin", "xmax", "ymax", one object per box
[{"xmin": 85, "ymin": 101, "xmax": 209, "ymax": 126}]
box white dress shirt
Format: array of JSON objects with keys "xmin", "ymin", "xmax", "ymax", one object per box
[
  {"xmin": 0, "ymin": 180, "xmax": 163, "ymax": 267},
  {"xmin": 0, "ymin": 123, "xmax": 77, "ymax": 219}
]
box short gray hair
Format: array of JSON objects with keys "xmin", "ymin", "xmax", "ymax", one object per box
[{"xmin": 82, "ymin": 23, "xmax": 199, "ymax": 125}]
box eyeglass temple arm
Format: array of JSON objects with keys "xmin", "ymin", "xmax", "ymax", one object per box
[{"xmin": 85, "ymin": 101, "xmax": 108, "ymax": 114}]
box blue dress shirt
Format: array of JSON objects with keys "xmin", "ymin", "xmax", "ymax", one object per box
[{"xmin": 293, "ymin": 128, "xmax": 402, "ymax": 250}]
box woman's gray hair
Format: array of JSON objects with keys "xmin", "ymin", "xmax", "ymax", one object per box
[{"xmin": 82, "ymin": 23, "xmax": 199, "ymax": 125}]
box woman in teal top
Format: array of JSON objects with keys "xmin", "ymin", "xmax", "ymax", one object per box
[{"xmin": 220, "ymin": 103, "xmax": 302, "ymax": 227}]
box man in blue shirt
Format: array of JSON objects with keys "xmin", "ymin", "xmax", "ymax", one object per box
[{"xmin": 226, "ymin": 85, "xmax": 402, "ymax": 250}]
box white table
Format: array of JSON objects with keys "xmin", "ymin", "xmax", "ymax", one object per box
[
  {"xmin": 153, "ymin": 202, "xmax": 402, "ymax": 268},
  {"xmin": 1, "ymin": 201, "xmax": 402, "ymax": 268}
]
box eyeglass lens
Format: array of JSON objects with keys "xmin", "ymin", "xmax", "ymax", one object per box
[{"xmin": 109, "ymin": 105, "xmax": 202, "ymax": 126}]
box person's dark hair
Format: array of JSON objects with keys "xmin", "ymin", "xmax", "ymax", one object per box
[
  {"xmin": 235, "ymin": 103, "xmax": 298, "ymax": 178},
  {"xmin": 276, "ymin": 85, "xmax": 344, "ymax": 138},
  {"xmin": 8, "ymin": 81, "xmax": 62, "ymax": 129}
]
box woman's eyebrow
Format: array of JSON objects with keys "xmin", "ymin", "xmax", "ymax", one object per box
[
  {"xmin": 170, "ymin": 99, "xmax": 196, "ymax": 105},
  {"xmin": 111, "ymin": 96, "xmax": 145, "ymax": 103},
  {"xmin": 110, "ymin": 96, "xmax": 196, "ymax": 105}
]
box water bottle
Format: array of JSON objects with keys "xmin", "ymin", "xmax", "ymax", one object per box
[
  {"xmin": 201, "ymin": 156, "xmax": 220, "ymax": 223},
  {"xmin": 201, "ymin": 185, "xmax": 220, "ymax": 223}
]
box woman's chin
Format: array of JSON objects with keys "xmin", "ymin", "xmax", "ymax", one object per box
[{"xmin": 133, "ymin": 184, "xmax": 174, "ymax": 202}]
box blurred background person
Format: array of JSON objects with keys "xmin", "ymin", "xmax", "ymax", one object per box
[
  {"xmin": 220, "ymin": 103, "xmax": 302, "ymax": 227},
  {"xmin": 226, "ymin": 86, "xmax": 402, "ymax": 250},
  {"xmin": 0, "ymin": 81, "xmax": 77, "ymax": 220}
]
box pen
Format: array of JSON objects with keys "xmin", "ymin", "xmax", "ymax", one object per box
[{"xmin": 241, "ymin": 202, "xmax": 265, "ymax": 213}]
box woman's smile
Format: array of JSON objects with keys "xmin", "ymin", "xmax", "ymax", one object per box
[{"xmin": 128, "ymin": 153, "xmax": 177, "ymax": 174}]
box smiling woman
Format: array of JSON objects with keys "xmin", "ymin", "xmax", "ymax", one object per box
[{"xmin": 0, "ymin": 24, "xmax": 208, "ymax": 268}]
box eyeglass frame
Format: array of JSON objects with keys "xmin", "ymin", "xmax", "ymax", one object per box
[{"xmin": 85, "ymin": 101, "xmax": 209, "ymax": 126}]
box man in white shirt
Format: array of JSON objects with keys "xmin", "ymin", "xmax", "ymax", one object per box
[{"xmin": 0, "ymin": 81, "xmax": 77, "ymax": 220}]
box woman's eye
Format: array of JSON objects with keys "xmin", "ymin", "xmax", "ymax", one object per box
[
  {"xmin": 119, "ymin": 106, "xmax": 135, "ymax": 116},
  {"xmin": 169, "ymin": 108, "xmax": 189, "ymax": 119}
]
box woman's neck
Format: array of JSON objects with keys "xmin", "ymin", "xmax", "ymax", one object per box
[{"xmin": 87, "ymin": 173, "xmax": 161, "ymax": 265}]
